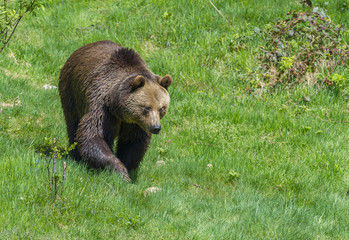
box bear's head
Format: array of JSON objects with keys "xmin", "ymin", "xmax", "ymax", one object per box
[{"xmin": 121, "ymin": 74, "xmax": 172, "ymax": 134}]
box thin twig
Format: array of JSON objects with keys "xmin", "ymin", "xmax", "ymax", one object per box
[
  {"xmin": 53, "ymin": 138, "xmax": 57, "ymax": 195},
  {"xmin": 170, "ymin": 120, "xmax": 178, "ymax": 126},
  {"xmin": 0, "ymin": 17, "xmax": 22, "ymax": 54},
  {"xmin": 44, "ymin": 155, "xmax": 52, "ymax": 188},
  {"xmin": 311, "ymin": 114, "xmax": 349, "ymax": 123},
  {"xmin": 62, "ymin": 162, "xmax": 66, "ymax": 193},
  {"xmin": 208, "ymin": 0, "xmax": 231, "ymax": 26}
]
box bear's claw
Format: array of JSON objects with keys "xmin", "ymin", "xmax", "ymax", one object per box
[{"xmin": 114, "ymin": 163, "xmax": 131, "ymax": 182}]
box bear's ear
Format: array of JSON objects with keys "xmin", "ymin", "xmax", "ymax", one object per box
[
  {"xmin": 158, "ymin": 75, "xmax": 172, "ymax": 90},
  {"xmin": 131, "ymin": 75, "xmax": 145, "ymax": 91}
]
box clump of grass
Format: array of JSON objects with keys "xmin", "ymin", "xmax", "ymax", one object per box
[
  {"xmin": 227, "ymin": 169, "xmax": 241, "ymax": 186},
  {"xmin": 255, "ymin": 10, "xmax": 349, "ymax": 89}
]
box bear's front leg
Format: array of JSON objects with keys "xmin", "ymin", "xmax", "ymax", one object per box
[
  {"xmin": 117, "ymin": 123, "xmax": 152, "ymax": 171},
  {"xmin": 76, "ymin": 114, "xmax": 131, "ymax": 182},
  {"xmin": 78, "ymin": 136, "xmax": 131, "ymax": 182},
  {"xmin": 76, "ymin": 110, "xmax": 131, "ymax": 182}
]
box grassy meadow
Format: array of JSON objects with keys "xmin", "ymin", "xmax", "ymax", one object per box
[{"xmin": 0, "ymin": 0, "xmax": 349, "ymax": 239}]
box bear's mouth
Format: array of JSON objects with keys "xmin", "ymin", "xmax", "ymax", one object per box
[{"xmin": 140, "ymin": 123, "xmax": 161, "ymax": 135}]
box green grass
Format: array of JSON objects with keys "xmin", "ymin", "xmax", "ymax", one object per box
[{"xmin": 1, "ymin": 0, "xmax": 349, "ymax": 239}]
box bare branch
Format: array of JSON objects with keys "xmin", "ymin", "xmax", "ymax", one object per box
[
  {"xmin": 62, "ymin": 162, "xmax": 67, "ymax": 193},
  {"xmin": 0, "ymin": 0, "xmax": 37, "ymax": 54},
  {"xmin": 208, "ymin": 1, "xmax": 231, "ymax": 26},
  {"xmin": 52, "ymin": 138, "xmax": 57, "ymax": 196},
  {"xmin": 0, "ymin": 16, "xmax": 22, "ymax": 54}
]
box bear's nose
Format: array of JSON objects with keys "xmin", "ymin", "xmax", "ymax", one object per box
[{"xmin": 150, "ymin": 124, "xmax": 161, "ymax": 134}]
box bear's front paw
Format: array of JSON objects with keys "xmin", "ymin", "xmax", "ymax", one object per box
[
  {"xmin": 121, "ymin": 171, "xmax": 131, "ymax": 183},
  {"xmin": 114, "ymin": 162, "xmax": 131, "ymax": 182}
]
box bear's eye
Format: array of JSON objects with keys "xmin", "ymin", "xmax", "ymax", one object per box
[
  {"xmin": 159, "ymin": 107, "xmax": 166, "ymax": 113},
  {"xmin": 143, "ymin": 106, "xmax": 151, "ymax": 113}
]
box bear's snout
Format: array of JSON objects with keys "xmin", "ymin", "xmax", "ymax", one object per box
[{"xmin": 150, "ymin": 124, "xmax": 161, "ymax": 134}]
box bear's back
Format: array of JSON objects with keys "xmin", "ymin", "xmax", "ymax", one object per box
[
  {"xmin": 60, "ymin": 40, "xmax": 149, "ymax": 86},
  {"xmin": 61, "ymin": 41, "xmax": 121, "ymax": 82},
  {"xmin": 59, "ymin": 40, "xmax": 154, "ymax": 117}
]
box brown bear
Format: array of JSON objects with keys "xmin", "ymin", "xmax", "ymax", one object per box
[{"xmin": 58, "ymin": 40, "xmax": 172, "ymax": 182}]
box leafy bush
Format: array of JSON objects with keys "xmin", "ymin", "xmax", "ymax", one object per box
[
  {"xmin": 0, "ymin": 0, "xmax": 41, "ymax": 53},
  {"xmin": 255, "ymin": 9, "xmax": 349, "ymax": 90}
]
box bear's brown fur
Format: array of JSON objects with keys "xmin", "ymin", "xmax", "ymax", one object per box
[{"xmin": 58, "ymin": 40, "xmax": 172, "ymax": 181}]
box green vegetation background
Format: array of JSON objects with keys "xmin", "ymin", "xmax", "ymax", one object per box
[{"xmin": 0, "ymin": 0, "xmax": 348, "ymax": 239}]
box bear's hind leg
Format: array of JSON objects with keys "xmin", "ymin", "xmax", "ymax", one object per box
[{"xmin": 59, "ymin": 87, "xmax": 80, "ymax": 159}]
